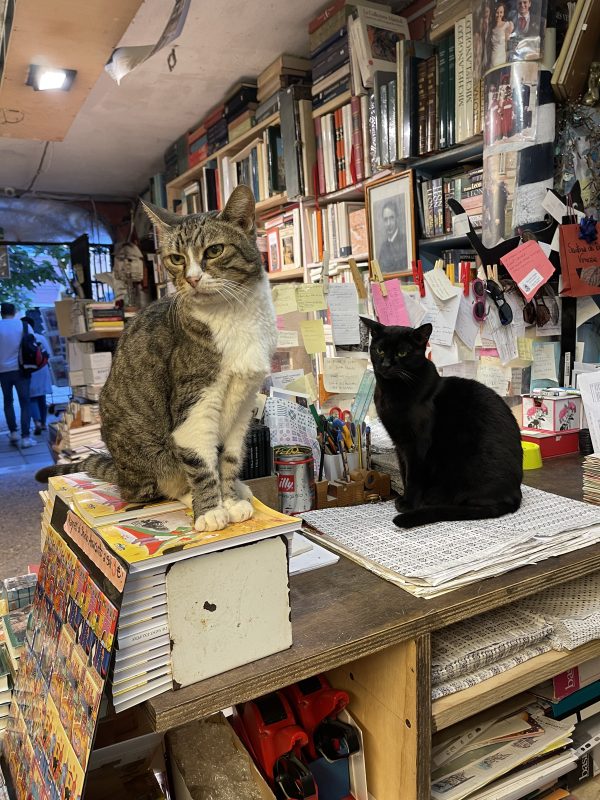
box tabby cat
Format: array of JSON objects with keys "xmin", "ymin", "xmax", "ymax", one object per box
[
  {"xmin": 36, "ymin": 186, "xmax": 277, "ymax": 532},
  {"xmin": 361, "ymin": 318, "xmax": 523, "ymax": 529}
]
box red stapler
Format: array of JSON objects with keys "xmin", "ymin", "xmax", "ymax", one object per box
[
  {"xmin": 284, "ymin": 675, "xmax": 360, "ymax": 763},
  {"xmin": 233, "ymin": 691, "xmax": 318, "ymax": 799}
]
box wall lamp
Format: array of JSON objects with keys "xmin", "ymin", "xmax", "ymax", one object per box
[{"xmin": 26, "ymin": 65, "xmax": 77, "ymax": 91}]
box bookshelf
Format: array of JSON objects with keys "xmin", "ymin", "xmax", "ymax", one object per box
[
  {"xmin": 69, "ymin": 330, "xmax": 123, "ymax": 342},
  {"xmin": 400, "ymin": 136, "xmax": 484, "ymax": 173},
  {"xmin": 312, "ymin": 89, "xmax": 352, "ymax": 119},
  {"xmin": 268, "ymin": 268, "xmax": 305, "ymax": 282},
  {"xmin": 419, "ymin": 231, "xmax": 479, "ymax": 250}
]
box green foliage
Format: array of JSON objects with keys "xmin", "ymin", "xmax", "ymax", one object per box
[{"xmin": 0, "ymin": 245, "xmax": 67, "ymax": 308}]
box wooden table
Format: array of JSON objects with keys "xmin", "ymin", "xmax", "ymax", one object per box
[{"xmin": 145, "ymin": 454, "xmax": 597, "ymax": 800}]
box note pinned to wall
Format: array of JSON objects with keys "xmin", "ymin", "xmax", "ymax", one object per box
[
  {"xmin": 430, "ymin": 342, "xmax": 460, "ymax": 368},
  {"xmin": 531, "ymin": 341, "xmax": 559, "ymax": 385},
  {"xmin": 296, "ymin": 284, "xmax": 327, "ymax": 312},
  {"xmin": 517, "ymin": 337, "xmax": 534, "ymax": 362},
  {"xmin": 421, "ymin": 288, "xmax": 461, "ymax": 347},
  {"xmin": 371, "ymin": 280, "xmax": 411, "ymax": 326},
  {"xmin": 423, "ymin": 267, "xmax": 457, "ymax": 301},
  {"xmin": 500, "ymin": 240, "xmax": 555, "ymax": 302},
  {"xmin": 454, "ymin": 294, "xmax": 480, "ymax": 350},
  {"xmin": 277, "ymin": 330, "xmax": 299, "ymax": 348},
  {"xmin": 323, "ymin": 357, "xmax": 368, "ymax": 394},
  {"xmin": 300, "ymin": 320, "xmax": 326, "ymax": 354},
  {"xmin": 327, "ymin": 283, "xmax": 361, "ymax": 344},
  {"xmin": 271, "ymin": 369, "xmax": 305, "ymax": 389},
  {"xmin": 286, "ymin": 373, "xmax": 318, "ymax": 403},
  {"xmin": 477, "ymin": 356, "xmax": 511, "ymax": 396},
  {"xmin": 272, "ymin": 284, "xmax": 298, "ymax": 314}
]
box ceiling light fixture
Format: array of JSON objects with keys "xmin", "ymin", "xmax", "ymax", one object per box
[{"xmin": 26, "ymin": 65, "xmax": 76, "ymax": 91}]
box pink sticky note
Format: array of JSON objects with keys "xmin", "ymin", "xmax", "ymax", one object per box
[
  {"xmin": 372, "ymin": 280, "xmax": 411, "ymax": 327},
  {"xmin": 500, "ymin": 240, "xmax": 555, "ymax": 301}
]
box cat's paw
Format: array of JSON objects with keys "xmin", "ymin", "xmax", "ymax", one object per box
[
  {"xmin": 194, "ymin": 505, "xmax": 230, "ymax": 532},
  {"xmin": 223, "ymin": 498, "xmax": 254, "ymax": 523},
  {"xmin": 234, "ymin": 480, "xmax": 254, "ymax": 501},
  {"xmin": 177, "ymin": 492, "xmax": 193, "ymax": 508},
  {"xmin": 393, "ymin": 513, "xmax": 410, "ymax": 529}
]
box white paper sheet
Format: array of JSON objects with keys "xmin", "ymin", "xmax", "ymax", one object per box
[
  {"xmin": 578, "ymin": 371, "xmax": 600, "ymax": 454},
  {"xmin": 327, "ymin": 283, "xmax": 361, "ymax": 345}
]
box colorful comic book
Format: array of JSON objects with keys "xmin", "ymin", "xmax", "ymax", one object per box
[{"xmin": 71, "ymin": 484, "xmax": 187, "ymax": 527}]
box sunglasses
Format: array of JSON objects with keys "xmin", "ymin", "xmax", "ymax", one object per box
[
  {"xmin": 472, "ymin": 278, "xmax": 487, "ymax": 322},
  {"xmin": 523, "ymin": 284, "xmax": 559, "ymax": 327},
  {"xmin": 485, "ymin": 279, "xmax": 513, "ymax": 326}
]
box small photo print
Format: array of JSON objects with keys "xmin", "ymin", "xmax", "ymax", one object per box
[
  {"xmin": 484, "ymin": 62, "xmax": 539, "ymax": 148},
  {"xmin": 478, "ymin": 0, "xmax": 546, "ymax": 75},
  {"xmin": 482, "ymin": 151, "xmax": 518, "ymax": 247}
]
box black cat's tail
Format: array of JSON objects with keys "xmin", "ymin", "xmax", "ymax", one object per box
[
  {"xmin": 34, "ymin": 454, "xmax": 119, "ymax": 484},
  {"xmin": 393, "ymin": 497, "xmax": 521, "ymax": 529}
]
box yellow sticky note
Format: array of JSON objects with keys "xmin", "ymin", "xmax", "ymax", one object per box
[
  {"xmin": 272, "ymin": 284, "xmax": 298, "ymax": 315},
  {"xmin": 517, "ymin": 337, "xmax": 534, "ymax": 362},
  {"xmin": 300, "ymin": 320, "xmax": 326, "ymax": 354},
  {"xmin": 296, "ymin": 284, "xmax": 327, "ymax": 312},
  {"xmin": 286, "ymin": 373, "xmax": 318, "ymax": 402}
]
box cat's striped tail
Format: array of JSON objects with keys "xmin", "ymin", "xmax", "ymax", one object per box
[
  {"xmin": 34, "ymin": 454, "xmax": 119, "ymax": 484},
  {"xmin": 393, "ymin": 496, "xmax": 521, "ymax": 529}
]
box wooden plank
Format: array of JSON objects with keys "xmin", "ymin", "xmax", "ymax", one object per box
[
  {"xmin": 432, "ymin": 639, "xmax": 600, "ymax": 732},
  {"xmin": 327, "ymin": 637, "xmax": 428, "ymax": 800},
  {"xmin": 0, "ymin": 0, "xmax": 144, "ymax": 141},
  {"xmin": 416, "ymin": 635, "xmax": 432, "ymax": 800},
  {"xmin": 268, "ymin": 268, "xmax": 305, "ymax": 282}
]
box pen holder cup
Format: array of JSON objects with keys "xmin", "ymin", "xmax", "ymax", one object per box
[{"xmin": 323, "ymin": 450, "xmax": 366, "ymax": 482}]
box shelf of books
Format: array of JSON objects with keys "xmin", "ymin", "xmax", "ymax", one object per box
[
  {"xmin": 268, "ymin": 267, "xmax": 305, "ymax": 282},
  {"xmin": 432, "ymin": 639, "xmax": 600, "ymax": 733}
]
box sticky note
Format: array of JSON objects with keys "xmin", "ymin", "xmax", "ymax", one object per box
[
  {"xmin": 286, "ymin": 373, "xmax": 318, "ymax": 402},
  {"xmin": 517, "ymin": 337, "xmax": 533, "ymax": 362},
  {"xmin": 371, "ymin": 279, "xmax": 411, "ymax": 326},
  {"xmin": 272, "ymin": 284, "xmax": 298, "ymax": 314},
  {"xmin": 277, "ymin": 330, "xmax": 299, "ymax": 348},
  {"xmin": 323, "ymin": 357, "xmax": 368, "ymax": 394},
  {"xmin": 296, "ymin": 284, "xmax": 327, "ymax": 312},
  {"xmin": 500, "ymin": 240, "xmax": 555, "ymax": 301},
  {"xmin": 300, "ymin": 320, "xmax": 326, "ymax": 354}
]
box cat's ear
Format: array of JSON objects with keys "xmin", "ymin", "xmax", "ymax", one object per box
[
  {"xmin": 221, "ymin": 185, "xmax": 256, "ymax": 235},
  {"xmin": 139, "ymin": 199, "xmax": 181, "ymax": 230},
  {"xmin": 412, "ymin": 323, "xmax": 433, "ymax": 346},
  {"xmin": 360, "ymin": 316, "xmax": 384, "ymax": 337}
]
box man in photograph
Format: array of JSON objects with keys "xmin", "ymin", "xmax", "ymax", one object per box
[
  {"xmin": 511, "ymin": 0, "xmax": 539, "ymax": 35},
  {"xmin": 377, "ymin": 200, "xmax": 407, "ymax": 271}
]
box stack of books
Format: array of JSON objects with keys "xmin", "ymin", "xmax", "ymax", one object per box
[
  {"xmin": 0, "ymin": 644, "xmax": 13, "ymax": 741},
  {"xmin": 83, "ymin": 303, "xmax": 124, "ymax": 334},
  {"xmin": 583, "ymin": 454, "xmax": 600, "ymax": 505},
  {"xmin": 310, "ymin": 5, "xmax": 351, "ymax": 111},
  {"xmin": 1, "ymin": 605, "xmax": 30, "ymax": 678},
  {"xmin": 163, "ymin": 132, "xmax": 189, "ymax": 181},
  {"xmin": 419, "ymin": 166, "xmax": 483, "ymax": 238},
  {"xmin": 314, "ymin": 97, "xmax": 366, "ymax": 195},
  {"xmin": 256, "ymin": 54, "xmax": 311, "ymax": 121},
  {"xmin": 187, "ymin": 121, "xmax": 208, "ymax": 168},
  {"xmin": 204, "ymin": 103, "xmax": 227, "ymax": 157},
  {"xmin": 0, "ymin": 574, "xmax": 36, "ymax": 614},
  {"xmin": 224, "ymin": 80, "xmax": 259, "ymax": 142}
]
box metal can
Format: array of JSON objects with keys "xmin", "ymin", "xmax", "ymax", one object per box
[{"xmin": 273, "ymin": 444, "xmax": 315, "ymax": 515}]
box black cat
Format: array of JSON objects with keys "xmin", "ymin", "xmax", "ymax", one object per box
[{"xmin": 361, "ymin": 318, "xmax": 523, "ymax": 529}]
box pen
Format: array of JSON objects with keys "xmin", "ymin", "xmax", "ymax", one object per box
[
  {"xmin": 366, "ymin": 425, "xmax": 372, "ymax": 470},
  {"xmin": 337, "ymin": 432, "xmax": 350, "ymax": 481}
]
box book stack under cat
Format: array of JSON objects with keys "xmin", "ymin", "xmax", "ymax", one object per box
[{"xmin": 45, "ymin": 472, "xmax": 301, "ymax": 711}]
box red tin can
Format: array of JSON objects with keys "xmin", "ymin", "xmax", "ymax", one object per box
[{"xmin": 273, "ymin": 444, "xmax": 315, "ymax": 515}]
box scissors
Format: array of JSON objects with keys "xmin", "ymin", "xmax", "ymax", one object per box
[{"xmin": 329, "ymin": 407, "xmax": 353, "ymax": 422}]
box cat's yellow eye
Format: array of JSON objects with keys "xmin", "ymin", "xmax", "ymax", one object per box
[
  {"xmin": 397, "ymin": 351, "xmax": 407, "ymax": 357},
  {"xmin": 376, "ymin": 348, "xmax": 384, "ymax": 356},
  {"xmin": 206, "ymin": 244, "xmax": 224, "ymax": 259},
  {"xmin": 168, "ymin": 253, "xmax": 186, "ymax": 266}
]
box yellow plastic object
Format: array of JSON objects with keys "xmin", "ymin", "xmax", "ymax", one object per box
[{"xmin": 522, "ymin": 441, "xmax": 543, "ymax": 470}]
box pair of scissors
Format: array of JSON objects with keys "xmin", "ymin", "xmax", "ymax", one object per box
[{"xmin": 329, "ymin": 407, "xmax": 353, "ymax": 422}]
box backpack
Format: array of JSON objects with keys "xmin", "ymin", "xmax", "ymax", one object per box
[{"xmin": 19, "ymin": 320, "xmax": 49, "ymax": 374}]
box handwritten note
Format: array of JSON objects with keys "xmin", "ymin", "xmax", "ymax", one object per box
[
  {"xmin": 430, "ymin": 342, "xmax": 460, "ymax": 368},
  {"xmin": 300, "ymin": 320, "xmax": 326, "ymax": 354},
  {"xmin": 531, "ymin": 341, "xmax": 559, "ymax": 384},
  {"xmin": 327, "ymin": 283, "xmax": 360, "ymax": 344},
  {"xmin": 403, "ymin": 290, "xmax": 427, "ymax": 327},
  {"xmin": 477, "ymin": 356, "xmax": 510, "ymax": 396},
  {"xmin": 423, "ymin": 267, "xmax": 457, "ymax": 301},
  {"xmin": 517, "ymin": 337, "xmax": 534, "ymax": 362},
  {"xmin": 500, "ymin": 240, "xmax": 555, "ymax": 301},
  {"xmin": 421, "ymin": 288, "xmax": 461, "ymax": 347},
  {"xmin": 271, "ymin": 369, "xmax": 304, "ymax": 389},
  {"xmin": 296, "ymin": 284, "xmax": 327, "ymax": 312},
  {"xmin": 277, "ymin": 330, "xmax": 299, "ymax": 348},
  {"xmin": 371, "ymin": 279, "xmax": 411, "ymax": 326},
  {"xmin": 442, "ymin": 362, "xmax": 478, "ymax": 379},
  {"xmin": 577, "ymin": 296, "xmax": 600, "ymax": 328},
  {"xmin": 455, "ymin": 294, "xmax": 480, "ymax": 349},
  {"xmin": 486, "ymin": 305, "xmax": 518, "ymax": 365},
  {"xmin": 272, "ymin": 284, "xmax": 298, "ymax": 314},
  {"xmin": 323, "ymin": 357, "xmax": 368, "ymax": 394}
]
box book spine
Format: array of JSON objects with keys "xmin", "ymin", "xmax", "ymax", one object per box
[
  {"xmin": 334, "ymin": 106, "xmax": 344, "ymax": 189},
  {"xmin": 314, "ymin": 116, "xmax": 326, "ymax": 196},
  {"xmin": 396, "ymin": 39, "xmax": 405, "ymax": 160},
  {"xmin": 438, "ymin": 37, "xmax": 448, "ymax": 151},
  {"xmin": 464, "ymin": 13, "xmax": 474, "ymax": 140},
  {"xmin": 417, "ymin": 61, "xmax": 428, "ymax": 156},
  {"xmin": 367, "ymin": 90, "xmax": 377, "ymax": 176},
  {"xmin": 443, "ymin": 177, "xmax": 455, "ymax": 234},
  {"xmin": 455, "ymin": 17, "xmax": 465, "ymax": 143},
  {"xmin": 425, "ymin": 55, "xmax": 437, "ymax": 154},
  {"xmin": 447, "ymin": 32, "xmax": 455, "ymax": 147},
  {"xmin": 342, "ymin": 102, "xmax": 354, "ymax": 186},
  {"xmin": 350, "ymin": 95, "xmax": 364, "ymax": 183},
  {"xmin": 379, "ymin": 81, "xmax": 389, "ymax": 166},
  {"xmin": 387, "ymin": 78, "xmax": 397, "ymax": 165},
  {"xmin": 432, "ymin": 177, "xmax": 444, "ymax": 236}
]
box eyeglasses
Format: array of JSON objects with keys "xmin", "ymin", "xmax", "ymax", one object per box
[
  {"xmin": 472, "ymin": 279, "xmax": 487, "ymax": 322},
  {"xmin": 485, "ymin": 279, "xmax": 513, "ymax": 326},
  {"xmin": 523, "ymin": 284, "xmax": 559, "ymax": 327}
]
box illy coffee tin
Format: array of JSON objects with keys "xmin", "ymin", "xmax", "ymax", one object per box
[{"xmin": 273, "ymin": 444, "xmax": 315, "ymax": 514}]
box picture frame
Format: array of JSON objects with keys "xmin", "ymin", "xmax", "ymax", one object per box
[{"xmin": 366, "ymin": 170, "xmax": 416, "ymax": 279}]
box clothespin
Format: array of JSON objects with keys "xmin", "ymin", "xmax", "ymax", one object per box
[
  {"xmin": 321, "ymin": 250, "xmax": 330, "ymax": 296},
  {"xmin": 446, "ymin": 262, "xmax": 455, "ymax": 285},
  {"xmin": 411, "ymin": 259, "xmax": 426, "ymax": 297},
  {"xmin": 486, "ymin": 264, "xmax": 499, "ymax": 283},
  {"xmin": 371, "ymin": 258, "xmax": 387, "ymax": 297},
  {"xmin": 460, "ymin": 262, "xmax": 470, "ymax": 296},
  {"xmin": 348, "ymin": 257, "xmax": 367, "ymax": 300}
]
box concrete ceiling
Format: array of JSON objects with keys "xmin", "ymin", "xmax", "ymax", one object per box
[{"xmin": 0, "ymin": 0, "xmax": 338, "ymax": 199}]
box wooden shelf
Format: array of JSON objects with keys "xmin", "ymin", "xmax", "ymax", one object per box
[
  {"xmin": 312, "ymin": 90, "xmax": 352, "ymax": 119},
  {"xmin": 432, "ymin": 639, "xmax": 600, "ymax": 733},
  {"xmin": 167, "ymin": 111, "xmax": 280, "ymax": 191},
  {"xmin": 419, "ymin": 230, "xmax": 481, "ymax": 250},
  {"xmin": 398, "ymin": 137, "xmax": 484, "ymax": 174},
  {"xmin": 69, "ymin": 330, "xmax": 122, "ymax": 341},
  {"xmin": 268, "ymin": 268, "xmax": 305, "ymax": 282},
  {"xmin": 256, "ymin": 192, "xmax": 288, "ymax": 214},
  {"xmin": 307, "ymin": 254, "xmax": 369, "ymax": 269},
  {"xmin": 312, "ymin": 182, "xmax": 366, "ymax": 204}
]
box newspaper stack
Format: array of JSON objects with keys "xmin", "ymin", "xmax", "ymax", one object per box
[
  {"xmin": 583, "ymin": 454, "xmax": 600, "ymax": 505},
  {"xmin": 302, "ymin": 486, "xmax": 600, "ymax": 598}
]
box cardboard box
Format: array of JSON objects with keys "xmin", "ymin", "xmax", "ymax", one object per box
[
  {"xmin": 83, "ymin": 365, "xmax": 111, "ymax": 385},
  {"xmin": 166, "ymin": 536, "xmax": 292, "ymax": 688},
  {"xmin": 55, "ymin": 299, "xmax": 86, "ymax": 338},
  {"xmin": 68, "ymin": 370, "xmax": 85, "ymax": 387},
  {"xmin": 520, "ymin": 429, "xmax": 580, "ymax": 458},
  {"xmin": 522, "ymin": 394, "xmax": 582, "ymax": 432},
  {"xmin": 81, "ymin": 352, "xmax": 112, "ymax": 371},
  {"xmin": 167, "ymin": 713, "xmax": 275, "ymax": 800}
]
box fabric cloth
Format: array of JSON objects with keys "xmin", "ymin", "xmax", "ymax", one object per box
[
  {"xmin": 0, "ymin": 318, "xmax": 25, "ymax": 373},
  {"xmin": 0, "ymin": 370, "xmax": 31, "ymax": 436}
]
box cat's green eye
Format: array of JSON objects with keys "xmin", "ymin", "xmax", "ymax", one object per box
[
  {"xmin": 168, "ymin": 253, "xmax": 186, "ymax": 266},
  {"xmin": 397, "ymin": 351, "xmax": 407, "ymax": 358},
  {"xmin": 205, "ymin": 244, "xmax": 224, "ymax": 259}
]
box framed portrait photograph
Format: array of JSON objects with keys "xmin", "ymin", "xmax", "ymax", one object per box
[{"xmin": 366, "ymin": 170, "xmax": 416, "ymax": 278}]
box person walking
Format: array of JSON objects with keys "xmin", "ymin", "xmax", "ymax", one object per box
[
  {"xmin": 22, "ymin": 316, "xmax": 52, "ymax": 435},
  {"xmin": 0, "ymin": 303, "xmax": 35, "ymax": 447}
]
